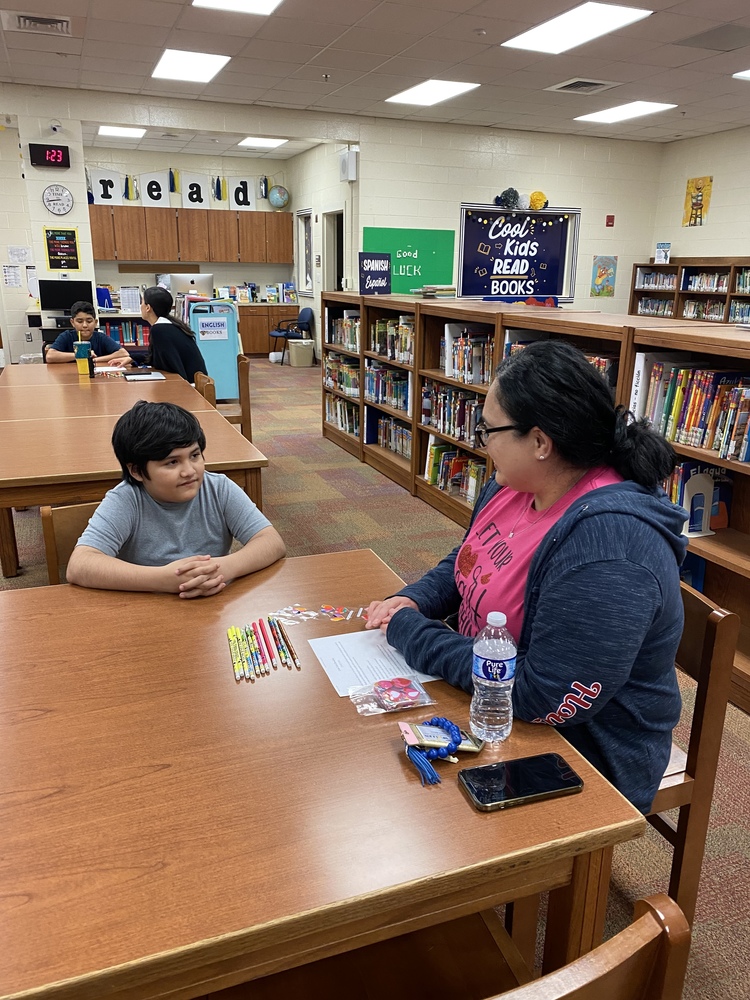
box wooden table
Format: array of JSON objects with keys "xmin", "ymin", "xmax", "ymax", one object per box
[
  {"xmin": 0, "ymin": 551, "xmax": 645, "ymax": 1000},
  {"xmin": 0, "ymin": 368, "xmax": 267, "ymax": 578}
]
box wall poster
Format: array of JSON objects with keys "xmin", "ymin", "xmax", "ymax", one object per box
[
  {"xmin": 590, "ymin": 255, "xmax": 617, "ymax": 297},
  {"xmin": 43, "ymin": 227, "xmax": 81, "ymax": 271},
  {"xmin": 458, "ymin": 204, "xmax": 580, "ymax": 301},
  {"xmin": 683, "ymin": 176, "xmax": 712, "ymax": 227}
]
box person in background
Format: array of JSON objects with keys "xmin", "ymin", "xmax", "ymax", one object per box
[
  {"xmin": 45, "ymin": 300, "xmax": 131, "ymax": 364},
  {"xmin": 109, "ymin": 286, "xmax": 208, "ymax": 383},
  {"xmin": 67, "ymin": 401, "xmax": 284, "ymax": 597},
  {"xmin": 366, "ymin": 340, "xmax": 687, "ymax": 813}
]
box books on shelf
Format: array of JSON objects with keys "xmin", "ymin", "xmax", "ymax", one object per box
[
  {"xmin": 364, "ymin": 363, "xmax": 411, "ymax": 414},
  {"xmin": 665, "ymin": 462, "xmax": 732, "ymax": 531},
  {"xmin": 682, "ymin": 298, "xmax": 725, "ymax": 321},
  {"xmin": 368, "ymin": 315, "xmax": 414, "ymax": 364},
  {"xmin": 421, "ymin": 379, "xmax": 484, "ymax": 446},
  {"xmin": 328, "ymin": 311, "xmax": 361, "ymax": 352},
  {"xmin": 681, "ymin": 271, "xmax": 729, "ymax": 293},
  {"xmin": 324, "ymin": 352, "xmax": 360, "ymax": 397},
  {"xmin": 635, "ymin": 268, "xmax": 676, "ymax": 291},
  {"xmin": 637, "ymin": 297, "xmax": 674, "ymax": 318},
  {"xmin": 104, "ymin": 319, "xmax": 150, "ymax": 348},
  {"xmin": 443, "ymin": 324, "xmax": 494, "ymax": 385},
  {"xmin": 412, "ymin": 284, "xmax": 457, "ymax": 298},
  {"xmin": 423, "ymin": 434, "xmax": 487, "ymax": 504},
  {"xmin": 265, "ymin": 284, "xmax": 279, "ymax": 304},
  {"xmin": 325, "ymin": 392, "xmax": 359, "ymax": 436},
  {"xmin": 279, "ymin": 282, "xmax": 297, "ymax": 304},
  {"xmin": 364, "ymin": 408, "xmax": 412, "ymax": 460}
]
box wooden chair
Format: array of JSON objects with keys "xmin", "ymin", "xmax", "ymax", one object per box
[
  {"xmin": 195, "ymin": 895, "xmax": 690, "ymax": 1000},
  {"xmin": 216, "ymin": 355, "xmax": 253, "ymax": 441},
  {"xmin": 646, "ymin": 582, "xmax": 739, "ymax": 926},
  {"xmin": 194, "ymin": 371, "xmax": 217, "ymax": 406},
  {"xmin": 40, "ymin": 502, "xmax": 100, "ymax": 585}
]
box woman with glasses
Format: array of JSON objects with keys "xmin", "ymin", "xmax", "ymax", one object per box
[{"xmin": 366, "ymin": 339, "xmax": 687, "ymax": 813}]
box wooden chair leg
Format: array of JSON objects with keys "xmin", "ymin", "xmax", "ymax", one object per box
[
  {"xmin": 505, "ymin": 895, "xmax": 540, "ymax": 974},
  {"xmin": 668, "ymin": 803, "xmax": 707, "ymax": 927},
  {"xmin": 543, "ymin": 847, "xmax": 612, "ymax": 974}
]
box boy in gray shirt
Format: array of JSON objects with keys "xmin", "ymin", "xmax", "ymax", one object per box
[{"xmin": 67, "ymin": 401, "xmax": 285, "ymax": 597}]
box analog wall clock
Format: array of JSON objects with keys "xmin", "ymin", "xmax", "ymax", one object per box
[{"xmin": 42, "ymin": 184, "xmax": 74, "ymax": 216}]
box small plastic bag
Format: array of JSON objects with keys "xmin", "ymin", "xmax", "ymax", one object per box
[{"xmin": 348, "ymin": 676, "xmax": 436, "ymax": 716}]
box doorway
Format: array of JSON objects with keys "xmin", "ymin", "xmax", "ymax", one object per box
[{"xmin": 323, "ymin": 211, "xmax": 344, "ymax": 292}]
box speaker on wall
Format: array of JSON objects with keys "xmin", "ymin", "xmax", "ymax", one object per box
[{"xmin": 339, "ymin": 149, "xmax": 357, "ymax": 182}]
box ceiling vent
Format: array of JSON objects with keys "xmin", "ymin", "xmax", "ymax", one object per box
[
  {"xmin": 545, "ymin": 78, "xmax": 619, "ymax": 95},
  {"xmin": 0, "ymin": 11, "xmax": 72, "ymax": 34}
]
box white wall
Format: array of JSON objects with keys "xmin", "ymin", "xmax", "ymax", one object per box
[{"xmin": 0, "ymin": 127, "xmax": 33, "ymax": 363}]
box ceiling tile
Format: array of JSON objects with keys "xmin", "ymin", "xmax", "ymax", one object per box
[
  {"xmin": 400, "ymin": 36, "xmax": 491, "ymax": 63},
  {"xmin": 357, "ymin": 2, "xmax": 457, "ymax": 34},
  {"xmin": 308, "ymin": 49, "xmax": 387, "ymax": 72},
  {"xmin": 86, "ymin": 19, "xmax": 171, "ymax": 46},
  {"xmin": 235, "ymin": 38, "xmax": 324, "ymax": 63},
  {"xmin": 274, "ymin": 0, "xmax": 382, "ymax": 24},
  {"xmin": 89, "ymin": 0, "xmax": 181, "ymax": 28},
  {"xmin": 163, "ymin": 29, "xmax": 249, "ymax": 56},
  {"xmin": 172, "ymin": 6, "xmax": 266, "ymax": 37},
  {"xmin": 255, "ymin": 19, "xmax": 345, "ymax": 46},
  {"xmin": 329, "ymin": 27, "xmax": 421, "ymax": 56}
]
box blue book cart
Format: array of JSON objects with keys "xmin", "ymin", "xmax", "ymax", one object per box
[{"xmin": 188, "ymin": 299, "xmax": 241, "ymax": 400}]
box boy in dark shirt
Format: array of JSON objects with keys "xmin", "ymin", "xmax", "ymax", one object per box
[{"xmin": 46, "ymin": 300, "xmax": 130, "ymax": 364}]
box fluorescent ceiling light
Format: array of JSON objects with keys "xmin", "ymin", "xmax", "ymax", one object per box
[
  {"xmin": 732, "ymin": 68, "xmax": 750, "ymax": 80},
  {"xmin": 238, "ymin": 136, "xmax": 288, "ymax": 148},
  {"xmin": 575, "ymin": 100, "xmax": 676, "ymax": 123},
  {"xmin": 502, "ymin": 2, "xmax": 652, "ymax": 55},
  {"xmin": 98, "ymin": 126, "xmax": 146, "ymax": 138},
  {"xmin": 152, "ymin": 49, "xmax": 230, "ymax": 83},
  {"xmin": 192, "ymin": 0, "xmax": 284, "ymax": 13},
  {"xmin": 386, "ymin": 79, "xmax": 480, "ymax": 106}
]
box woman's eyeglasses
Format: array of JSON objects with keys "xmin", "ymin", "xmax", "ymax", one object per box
[{"xmin": 474, "ymin": 422, "xmax": 519, "ymax": 448}]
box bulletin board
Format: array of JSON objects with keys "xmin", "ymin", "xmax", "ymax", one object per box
[
  {"xmin": 362, "ymin": 227, "xmax": 454, "ymax": 293},
  {"xmin": 458, "ymin": 205, "xmax": 580, "ymax": 301}
]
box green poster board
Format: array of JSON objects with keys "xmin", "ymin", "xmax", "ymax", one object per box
[{"xmin": 362, "ymin": 227, "xmax": 455, "ymax": 293}]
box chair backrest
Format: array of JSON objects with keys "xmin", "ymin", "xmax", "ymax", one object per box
[
  {"xmin": 41, "ymin": 502, "xmax": 101, "ymax": 585},
  {"xmin": 501, "ymin": 895, "xmax": 690, "ymax": 1000},
  {"xmin": 194, "ymin": 372, "xmax": 216, "ymax": 406},
  {"xmin": 674, "ymin": 582, "xmax": 738, "ymax": 786},
  {"xmin": 296, "ymin": 307, "xmax": 314, "ymax": 334},
  {"xmin": 237, "ymin": 353, "xmax": 252, "ymax": 441}
]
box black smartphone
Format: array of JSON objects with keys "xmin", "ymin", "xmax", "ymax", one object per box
[{"xmin": 458, "ymin": 753, "xmax": 584, "ymax": 812}]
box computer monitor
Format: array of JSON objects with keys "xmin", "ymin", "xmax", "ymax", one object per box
[
  {"xmin": 38, "ymin": 279, "xmax": 95, "ymax": 314},
  {"xmin": 168, "ymin": 273, "xmax": 214, "ymax": 297}
]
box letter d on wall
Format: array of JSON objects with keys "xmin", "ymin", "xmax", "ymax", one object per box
[{"xmin": 230, "ymin": 177, "xmax": 257, "ymax": 212}]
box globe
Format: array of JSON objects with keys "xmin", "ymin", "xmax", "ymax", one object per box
[{"xmin": 268, "ymin": 185, "xmax": 290, "ymax": 209}]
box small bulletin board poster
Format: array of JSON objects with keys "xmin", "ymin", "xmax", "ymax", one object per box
[
  {"xmin": 43, "ymin": 227, "xmax": 81, "ymax": 271},
  {"xmin": 458, "ymin": 205, "xmax": 580, "ymax": 301},
  {"xmin": 590, "ymin": 255, "xmax": 617, "ymax": 297},
  {"xmin": 362, "ymin": 227, "xmax": 454, "ymax": 293}
]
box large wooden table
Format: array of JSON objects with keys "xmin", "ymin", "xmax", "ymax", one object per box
[
  {"xmin": 0, "ymin": 550, "xmax": 645, "ymax": 1000},
  {"xmin": 0, "ymin": 366, "xmax": 267, "ymax": 578}
]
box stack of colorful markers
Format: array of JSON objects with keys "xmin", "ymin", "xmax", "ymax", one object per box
[{"xmin": 226, "ymin": 617, "xmax": 301, "ymax": 683}]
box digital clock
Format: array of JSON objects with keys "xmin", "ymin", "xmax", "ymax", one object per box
[{"xmin": 28, "ymin": 143, "xmax": 71, "ymax": 168}]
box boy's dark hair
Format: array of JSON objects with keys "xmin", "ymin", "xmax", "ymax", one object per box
[
  {"xmin": 70, "ymin": 301, "xmax": 96, "ymax": 318},
  {"xmin": 112, "ymin": 401, "xmax": 206, "ymax": 485}
]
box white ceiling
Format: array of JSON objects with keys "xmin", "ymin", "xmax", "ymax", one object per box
[
  {"xmin": 79, "ymin": 123, "xmax": 320, "ymax": 158},
  {"xmin": 3, "ymin": 0, "xmax": 750, "ymax": 145}
]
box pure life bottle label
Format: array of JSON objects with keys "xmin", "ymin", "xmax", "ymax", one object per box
[{"xmin": 473, "ymin": 654, "xmax": 516, "ymax": 682}]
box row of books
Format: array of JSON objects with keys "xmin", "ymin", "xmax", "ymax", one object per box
[
  {"xmin": 373, "ymin": 415, "xmax": 412, "ymax": 460},
  {"xmin": 664, "ymin": 462, "xmax": 732, "ymax": 532},
  {"xmin": 728, "ymin": 300, "xmax": 750, "ymax": 323},
  {"xmin": 424, "ymin": 436, "xmax": 487, "ymax": 504},
  {"xmin": 421, "ymin": 379, "xmax": 484, "ymax": 447},
  {"xmin": 736, "ymin": 268, "xmax": 750, "ymax": 294},
  {"xmin": 682, "ymin": 298, "xmax": 725, "ymax": 321},
  {"xmin": 682, "ymin": 272, "xmax": 729, "ymax": 293},
  {"xmin": 324, "ymin": 354, "xmax": 359, "ymax": 397},
  {"xmin": 369, "ymin": 316, "xmax": 414, "ymax": 365},
  {"xmin": 327, "ymin": 312, "xmax": 360, "ymax": 352},
  {"xmin": 106, "ymin": 320, "xmax": 150, "ymax": 347},
  {"xmin": 636, "ymin": 298, "xmax": 675, "ymax": 317},
  {"xmin": 504, "ymin": 340, "xmax": 619, "ymax": 391},
  {"xmin": 635, "ymin": 272, "xmax": 677, "ymax": 291},
  {"xmin": 364, "ymin": 364, "xmax": 410, "ymax": 413},
  {"xmin": 325, "ymin": 393, "xmax": 359, "ymax": 436},
  {"xmin": 263, "ymin": 282, "xmax": 297, "ymax": 305},
  {"xmin": 440, "ymin": 324, "xmax": 495, "ymax": 385}
]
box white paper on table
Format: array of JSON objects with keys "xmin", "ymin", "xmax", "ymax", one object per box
[{"xmin": 308, "ymin": 629, "xmax": 435, "ymax": 697}]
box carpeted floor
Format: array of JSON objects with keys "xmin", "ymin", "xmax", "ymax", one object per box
[{"xmin": 2, "ymin": 358, "xmax": 748, "ymax": 998}]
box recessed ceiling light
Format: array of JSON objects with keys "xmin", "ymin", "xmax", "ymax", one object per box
[
  {"xmin": 386, "ymin": 79, "xmax": 480, "ymax": 106},
  {"xmin": 575, "ymin": 101, "xmax": 676, "ymax": 123},
  {"xmin": 152, "ymin": 49, "xmax": 230, "ymax": 83},
  {"xmin": 732, "ymin": 68, "xmax": 750, "ymax": 80},
  {"xmin": 98, "ymin": 126, "xmax": 146, "ymax": 138},
  {"xmin": 502, "ymin": 2, "xmax": 652, "ymax": 55},
  {"xmin": 238, "ymin": 136, "xmax": 288, "ymax": 148},
  {"xmin": 192, "ymin": 0, "xmax": 284, "ymax": 13}
]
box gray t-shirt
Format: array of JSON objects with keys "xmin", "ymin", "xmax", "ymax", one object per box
[{"xmin": 77, "ymin": 471, "xmax": 271, "ymax": 566}]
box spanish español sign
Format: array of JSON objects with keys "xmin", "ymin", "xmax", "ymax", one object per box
[
  {"xmin": 358, "ymin": 252, "xmax": 391, "ymax": 294},
  {"xmin": 458, "ymin": 205, "xmax": 580, "ymax": 301}
]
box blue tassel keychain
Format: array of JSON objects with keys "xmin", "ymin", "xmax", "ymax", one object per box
[{"xmin": 404, "ymin": 717, "xmax": 462, "ymax": 786}]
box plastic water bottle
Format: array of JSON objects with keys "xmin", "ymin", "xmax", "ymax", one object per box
[{"xmin": 470, "ymin": 611, "xmax": 516, "ymax": 743}]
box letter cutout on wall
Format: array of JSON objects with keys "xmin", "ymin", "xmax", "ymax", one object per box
[
  {"xmin": 181, "ymin": 173, "xmax": 209, "ymax": 209},
  {"xmin": 229, "ymin": 178, "xmax": 257, "ymax": 212},
  {"xmin": 140, "ymin": 171, "xmax": 170, "ymax": 207},
  {"xmin": 90, "ymin": 168, "xmax": 123, "ymax": 206}
]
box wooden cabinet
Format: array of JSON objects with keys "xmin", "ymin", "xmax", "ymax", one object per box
[
  {"xmin": 238, "ymin": 213, "xmax": 266, "ymax": 262},
  {"xmin": 177, "ymin": 209, "xmax": 209, "ymax": 262},
  {"xmin": 144, "ymin": 207, "xmax": 179, "ymax": 261},
  {"xmin": 89, "ymin": 205, "xmax": 115, "ymax": 260},
  {"xmin": 265, "ymin": 212, "xmax": 293, "ymax": 263},
  {"xmin": 112, "ymin": 206, "xmax": 147, "ymax": 261},
  {"xmin": 629, "ymin": 257, "xmax": 750, "ymax": 324},
  {"xmin": 238, "ymin": 306, "xmax": 300, "ymax": 354},
  {"xmin": 208, "ymin": 211, "xmax": 239, "ymax": 262}
]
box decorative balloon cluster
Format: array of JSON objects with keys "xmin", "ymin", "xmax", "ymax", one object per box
[{"xmin": 494, "ymin": 188, "xmax": 549, "ymax": 211}]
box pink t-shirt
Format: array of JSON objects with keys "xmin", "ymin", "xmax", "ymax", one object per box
[{"xmin": 454, "ymin": 466, "xmax": 623, "ymax": 643}]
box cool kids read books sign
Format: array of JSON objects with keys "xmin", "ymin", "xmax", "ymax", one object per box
[{"xmin": 458, "ymin": 204, "xmax": 580, "ymax": 301}]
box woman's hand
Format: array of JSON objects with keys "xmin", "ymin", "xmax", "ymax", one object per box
[
  {"xmin": 365, "ymin": 596, "xmax": 419, "ymax": 631},
  {"xmin": 106, "ymin": 356, "xmax": 135, "ymax": 368}
]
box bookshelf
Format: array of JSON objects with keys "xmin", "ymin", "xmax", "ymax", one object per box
[
  {"xmin": 321, "ymin": 292, "xmax": 363, "ymax": 461},
  {"xmin": 629, "ymin": 257, "xmax": 750, "ymax": 324}
]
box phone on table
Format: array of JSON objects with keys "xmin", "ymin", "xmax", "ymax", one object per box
[{"xmin": 458, "ymin": 753, "xmax": 584, "ymax": 812}]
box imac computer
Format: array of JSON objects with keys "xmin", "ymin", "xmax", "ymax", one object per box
[{"xmin": 168, "ymin": 273, "xmax": 214, "ymax": 297}]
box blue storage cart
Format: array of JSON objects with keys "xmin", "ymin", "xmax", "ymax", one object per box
[{"xmin": 188, "ymin": 299, "xmax": 241, "ymax": 399}]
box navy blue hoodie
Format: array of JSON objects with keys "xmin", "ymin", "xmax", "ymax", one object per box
[{"xmin": 387, "ymin": 478, "xmax": 687, "ymax": 813}]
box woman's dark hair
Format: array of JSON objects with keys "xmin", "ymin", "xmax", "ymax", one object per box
[
  {"xmin": 112, "ymin": 400, "xmax": 206, "ymax": 486},
  {"xmin": 70, "ymin": 301, "xmax": 96, "ymax": 318},
  {"xmin": 493, "ymin": 339, "xmax": 675, "ymax": 489},
  {"xmin": 143, "ymin": 286, "xmax": 196, "ymax": 338}
]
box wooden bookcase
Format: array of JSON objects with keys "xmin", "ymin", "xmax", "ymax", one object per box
[
  {"xmin": 321, "ymin": 292, "xmax": 363, "ymax": 461},
  {"xmin": 629, "ymin": 257, "xmax": 750, "ymax": 325}
]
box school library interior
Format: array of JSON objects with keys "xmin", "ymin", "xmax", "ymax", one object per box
[{"xmin": 2, "ymin": 1, "xmax": 750, "ymax": 999}]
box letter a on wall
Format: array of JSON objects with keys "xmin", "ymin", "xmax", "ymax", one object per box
[
  {"xmin": 181, "ymin": 173, "xmax": 209, "ymax": 209},
  {"xmin": 141, "ymin": 171, "xmax": 170, "ymax": 207},
  {"xmin": 90, "ymin": 168, "xmax": 123, "ymax": 206}
]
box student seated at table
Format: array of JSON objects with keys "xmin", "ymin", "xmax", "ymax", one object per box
[
  {"xmin": 108, "ymin": 286, "xmax": 208, "ymax": 383},
  {"xmin": 366, "ymin": 340, "xmax": 687, "ymax": 814},
  {"xmin": 45, "ymin": 300, "xmax": 131, "ymax": 365},
  {"xmin": 66, "ymin": 401, "xmax": 285, "ymax": 597}
]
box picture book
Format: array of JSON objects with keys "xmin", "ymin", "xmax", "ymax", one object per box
[{"xmin": 265, "ymin": 284, "xmax": 279, "ymax": 304}]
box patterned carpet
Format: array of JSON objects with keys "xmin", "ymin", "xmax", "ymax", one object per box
[{"xmin": 2, "ymin": 358, "xmax": 749, "ymax": 998}]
